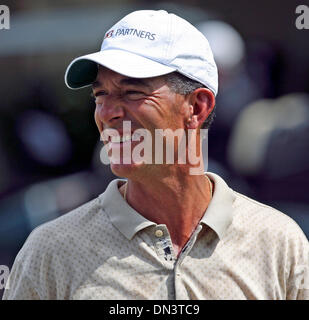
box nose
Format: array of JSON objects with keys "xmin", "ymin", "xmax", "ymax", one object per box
[{"xmin": 95, "ymin": 95, "xmax": 125, "ymax": 128}]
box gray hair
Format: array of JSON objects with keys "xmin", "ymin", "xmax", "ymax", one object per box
[{"xmin": 165, "ymin": 72, "xmax": 216, "ymax": 129}]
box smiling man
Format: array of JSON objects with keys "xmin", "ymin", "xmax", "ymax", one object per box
[
  {"xmin": 3, "ymin": 10, "xmax": 309, "ymax": 300},
  {"xmin": 92, "ymin": 64, "xmax": 214, "ymax": 257}
]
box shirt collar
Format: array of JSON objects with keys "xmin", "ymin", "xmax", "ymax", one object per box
[
  {"xmin": 99, "ymin": 172, "xmax": 235, "ymax": 240},
  {"xmin": 200, "ymin": 172, "xmax": 235, "ymax": 239},
  {"xmin": 99, "ymin": 179, "xmax": 156, "ymax": 240}
]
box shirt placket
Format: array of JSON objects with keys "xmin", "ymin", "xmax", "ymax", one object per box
[
  {"xmin": 151, "ymin": 223, "xmax": 204, "ymax": 299},
  {"xmin": 174, "ymin": 224, "xmax": 203, "ymax": 299},
  {"xmin": 152, "ymin": 225, "xmax": 176, "ymax": 269}
]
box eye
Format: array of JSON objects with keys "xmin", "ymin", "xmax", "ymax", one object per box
[
  {"xmin": 94, "ymin": 90, "xmax": 108, "ymax": 97},
  {"xmin": 124, "ymin": 90, "xmax": 145, "ymax": 100},
  {"xmin": 91, "ymin": 91, "xmax": 108, "ymax": 103}
]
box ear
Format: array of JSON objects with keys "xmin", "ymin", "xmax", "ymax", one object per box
[{"xmin": 186, "ymin": 88, "xmax": 215, "ymax": 129}]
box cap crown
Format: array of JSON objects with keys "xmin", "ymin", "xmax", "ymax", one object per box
[{"xmin": 101, "ymin": 10, "xmax": 218, "ymax": 95}]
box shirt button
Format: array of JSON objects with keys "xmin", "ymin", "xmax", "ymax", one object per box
[{"xmin": 155, "ymin": 229, "xmax": 164, "ymax": 238}]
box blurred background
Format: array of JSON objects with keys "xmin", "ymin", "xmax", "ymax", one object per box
[{"xmin": 0, "ymin": 0, "xmax": 309, "ymax": 297}]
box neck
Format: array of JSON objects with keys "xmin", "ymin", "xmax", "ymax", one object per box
[{"xmin": 121, "ymin": 168, "xmax": 213, "ymax": 256}]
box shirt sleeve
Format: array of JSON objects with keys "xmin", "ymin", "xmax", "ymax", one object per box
[
  {"xmin": 2, "ymin": 259, "xmax": 41, "ymax": 300},
  {"xmin": 2, "ymin": 224, "xmax": 59, "ymax": 300},
  {"xmin": 285, "ymin": 222, "xmax": 309, "ymax": 300}
]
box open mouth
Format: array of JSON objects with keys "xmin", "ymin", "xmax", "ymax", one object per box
[
  {"xmin": 105, "ymin": 130, "xmax": 144, "ymax": 144},
  {"xmin": 105, "ymin": 131, "xmax": 144, "ymax": 165}
]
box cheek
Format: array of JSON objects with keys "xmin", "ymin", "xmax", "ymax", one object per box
[{"xmin": 94, "ymin": 110, "xmax": 103, "ymax": 132}]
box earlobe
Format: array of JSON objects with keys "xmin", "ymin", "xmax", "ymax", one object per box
[
  {"xmin": 186, "ymin": 115, "xmax": 199, "ymax": 129},
  {"xmin": 185, "ymin": 104, "xmax": 194, "ymax": 128}
]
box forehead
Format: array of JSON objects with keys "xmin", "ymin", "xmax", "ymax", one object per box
[{"xmin": 92, "ymin": 65, "xmax": 166, "ymax": 90}]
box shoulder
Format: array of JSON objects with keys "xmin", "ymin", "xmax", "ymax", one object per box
[
  {"xmin": 228, "ymin": 190, "xmax": 309, "ymax": 299},
  {"xmin": 231, "ymin": 190, "xmax": 309, "ymax": 247},
  {"xmin": 16, "ymin": 190, "xmax": 119, "ymax": 273},
  {"xmin": 19, "ymin": 190, "xmax": 120, "ymax": 261},
  {"xmin": 5, "ymin": 194, "xmax": 117, "ymax": 299}
]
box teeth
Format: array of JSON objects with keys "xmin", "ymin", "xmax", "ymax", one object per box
[
  {"xmin": 111, "ymin": 135, "xmax": 132, "ymax": 143},
  {"xmin": 111, "ymin": 135, "xmax": 121, "ymax": 143}
]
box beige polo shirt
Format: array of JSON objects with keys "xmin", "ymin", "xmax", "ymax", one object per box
[{"xmin": 3, "ymin": 172, "xmax": 309, "ymax": 300}]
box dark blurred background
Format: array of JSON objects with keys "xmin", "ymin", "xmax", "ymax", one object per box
[{"xmin": 1, "ymin": 0, "xmax": 309, "ymax": 297}]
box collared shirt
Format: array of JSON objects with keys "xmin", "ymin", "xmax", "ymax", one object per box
[{"xmin": 3, "ymin": 173, "xmax": 309, "ymax": 300}]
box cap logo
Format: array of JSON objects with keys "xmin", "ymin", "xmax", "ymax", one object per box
[
  {"xmin": 104, "ymin": 30, "xmax": 114, "ymax": 38},
  {"xmin": 105, "ymin": 28, "xmax": 156, "ymax": 41}
]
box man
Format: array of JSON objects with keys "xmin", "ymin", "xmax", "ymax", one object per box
[{"xmin": 3, "ymin": 10, "xmax": 309, "ymax": 300}]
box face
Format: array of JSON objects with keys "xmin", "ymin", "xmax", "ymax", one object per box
[{"xmin": 92, "ymin": 66, "xmax": 190, "ymax": 178}]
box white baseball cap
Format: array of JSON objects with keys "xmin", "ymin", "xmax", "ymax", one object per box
[{"xmin": 64, "ymin": 10, "xmax": 218, "ymax": 95}]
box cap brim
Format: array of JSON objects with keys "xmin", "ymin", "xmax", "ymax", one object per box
[{"xmin": 65, "ymin": 50, "xmax": 176, "ymax": 89}]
